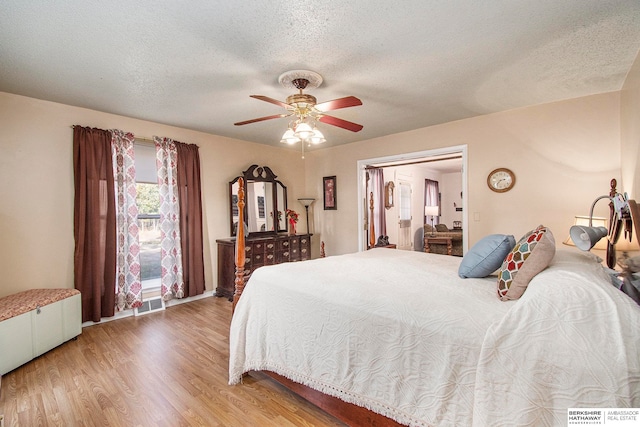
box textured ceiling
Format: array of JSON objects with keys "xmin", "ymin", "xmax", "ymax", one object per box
[{"xmin": 1, "ymin": 1, "xmax": 639, "ymax": 152}]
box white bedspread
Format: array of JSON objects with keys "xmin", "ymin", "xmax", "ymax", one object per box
[
  {"xmin": 473, "ymin": 250, "xmax": 640, "ymax": 426},
  {"xmin": 228, "ymin": 249, "xmax": 640, "ymax": 426}
]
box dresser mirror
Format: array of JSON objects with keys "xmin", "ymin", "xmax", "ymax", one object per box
[{"xmin": 230, "ymin": 165, "xmax": 287, "ymax": 236}]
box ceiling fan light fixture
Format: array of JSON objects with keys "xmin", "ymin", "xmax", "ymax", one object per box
[
  {"xmin": 280, "ymin": 127, "xmax": 300, "ymax": 145},
  {"xmin": 294, "ymin": 121, "xmax": 314, "ymax": 139},
  {"xmin": 235, "ymin": 70, "xmax": 363, "ymax": 157},
  {"xmin": 309, "ymin": 128, "xmax": 326, "ymax": 144}
]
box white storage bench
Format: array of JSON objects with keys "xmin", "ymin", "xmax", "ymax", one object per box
[{"xmin": 0, "ymin": 288, "xmax": 82, "ymax": 376}]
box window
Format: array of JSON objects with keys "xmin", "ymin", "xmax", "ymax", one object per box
[
  {"xmin": 137, "ymin": 182, "xmax": 160, "ymax": 286},
  {"xmin": 135, "ymin": 141, "xmax": 160, "ymax": 290}
]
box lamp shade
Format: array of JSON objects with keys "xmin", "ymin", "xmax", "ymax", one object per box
[
  {"xmin": 309, "ymin": 128, "xmax": 326, "ymax": 144},
  {"xmin": 425, "ymin": 206, "xmax": 439, "ymax": 217},
  {"xmin": 280, "ymin": 128, "xmax": 300, "ymax": 145},
  {"xmin": 294, "ymin": 122, "xmax": 314, "ymax": 139},
  {"xmin": 569, "ymin": 225, "xmax": 609, "ymax": 251},
  {"xmin": 563, "ymin": 216, "xmax": 608, "ymax": 250},
  {"xmin": 297, "ymin": 198, "xmax": 316, "ymax": 208}
]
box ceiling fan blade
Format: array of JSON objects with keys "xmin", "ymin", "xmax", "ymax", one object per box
[
  {"xmin": 315, "ymin": 96, "xmax": 362, "ymax": 112},
  {"xmin": 318, "ymin": 114, "xmax": 363, "ymax": 132},
  {"xmin": 250, "ymin": 95, "xmax": 291, "ymax": 109},
  {"xmin": 234, "ymin": 113, "xmax": 291, "ymax": 126}
]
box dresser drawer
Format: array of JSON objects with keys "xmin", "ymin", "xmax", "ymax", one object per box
[
  {"xmin": 277, "ymin": 250, "xmax": 290, "ymax": 263},
  {"xmin": 277, "ymin": 239, "xmax": 291, "ymax": 251},
  {"xmin": 265, "ymin": 251, "xmax": 276, "ymax": 265},
  {"xmin": 216, "ymin": 234, "xmax": 313, "ymax": 301},
  {"xmin": 300, "ymin": 236, "xmax": 310, "ymax": 260}
]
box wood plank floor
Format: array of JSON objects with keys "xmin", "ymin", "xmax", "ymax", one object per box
[{"xmin": 0, "ymin": 297, "xmax": 346, "ymax": 426}]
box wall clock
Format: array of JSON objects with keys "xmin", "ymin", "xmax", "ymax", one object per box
[{"xmin": 487, "ymin": 168, "xmax": 515, "ymax": 193}]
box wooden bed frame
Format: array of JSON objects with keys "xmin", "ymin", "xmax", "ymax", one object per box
[{"xmin": 230, "ymin": 177, "xmax": 639, "ymax": 427}]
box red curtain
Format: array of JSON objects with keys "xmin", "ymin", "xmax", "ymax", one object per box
[
  {"xmin": 73, "ymin": 126, "xmax": 116, "ymax": 322},
  {"xmin": 175, "ymin": 141, "xmax": 205, "ymax": 297}
]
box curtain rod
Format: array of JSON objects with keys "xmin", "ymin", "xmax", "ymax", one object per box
[
  {"xmin": 365, "ymin": 155, "xmax": 463, "ymax": 169},
  {"xmin": 70, "ymin": 125, "xmax": 153, "ymax": 142}
]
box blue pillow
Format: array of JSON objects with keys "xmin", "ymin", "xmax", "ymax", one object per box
[{"xmin": 458, "ymin": 234, "xmax": 516, "ymax": 278}]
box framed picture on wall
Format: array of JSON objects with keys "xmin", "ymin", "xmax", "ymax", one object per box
[
  {"xmin": 323, "ymin": 176, "xmax": 337, "ymax": 210},
  {"xmin": 384, "ymin": 181, "xmax": 394, "ymax": 209}
]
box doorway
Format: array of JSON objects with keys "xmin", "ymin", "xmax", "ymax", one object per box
[{"xmin": 357, "ymin": 145, "xmax": 468, "ymax": 252}]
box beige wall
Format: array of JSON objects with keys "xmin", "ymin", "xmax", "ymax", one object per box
[
  {"xmin": 0, "ymin": 87, "xmax": 630, "ymax": 298},
  {"xmin": 621, "ymin": 49, "xmax": 640, "ymax": 200},
  {"xmin": 305, "ymin": 92, "xmax": 622, "ymax": 255},
  {"xmin": 0, "ymin": 92, "xmax": 305, "ymax": 299}
]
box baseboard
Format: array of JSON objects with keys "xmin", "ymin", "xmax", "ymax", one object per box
[{"xmin": 82, "ymin": 291, "xmax": 215, "ymax": 327}]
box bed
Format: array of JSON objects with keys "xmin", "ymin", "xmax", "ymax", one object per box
[{"xmin": 228, "ymin": 178, "xmax": 640, "ymax": 426}]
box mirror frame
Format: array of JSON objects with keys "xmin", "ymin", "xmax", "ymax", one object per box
[{"xmin": 229, "ymin": 165, "xmax": 287, "ymax": 237}]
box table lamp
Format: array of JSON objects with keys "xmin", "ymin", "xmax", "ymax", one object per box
[{"xmin": 425, "ymin": 205, "xmax": 439, "ymax": 236}]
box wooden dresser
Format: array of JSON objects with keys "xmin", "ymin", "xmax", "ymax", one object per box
[{"xmin": 215, "ymin": 233, "xmax": 312, "ymax": 300}]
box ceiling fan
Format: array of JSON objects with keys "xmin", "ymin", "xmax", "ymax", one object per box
[{"xmin": 234, "ymin": 70, "xmax": 364, "ymax": 143}]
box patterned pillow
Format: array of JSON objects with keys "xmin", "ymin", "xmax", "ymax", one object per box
[{"xmin": 497, "ymin": 225, "xmax": 556, "ymax": 300}]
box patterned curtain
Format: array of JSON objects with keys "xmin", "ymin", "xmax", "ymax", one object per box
[
  {"xmin": 154, "ymin": 136, "xmax": 184, "ymax": 300},
  {"xmin": 111, "ymin": 129, "xmax": 143, "ymax": 310}
]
